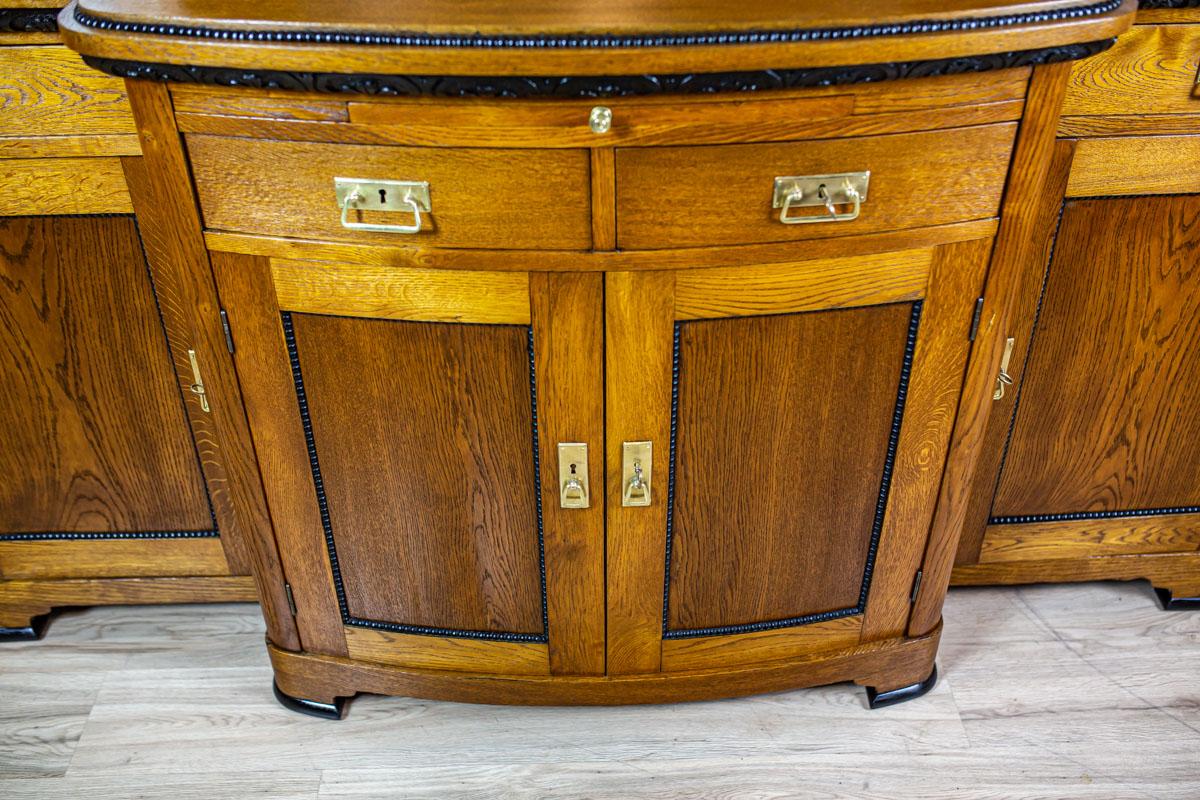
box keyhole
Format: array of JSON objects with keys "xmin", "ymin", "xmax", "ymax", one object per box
[
  {"xmin": 569, "ymin": 464, "xmax": 577, "ymax": 476},
  {"xmin": 378, "ymin": 188, "xmax": 388, "ymax": 205}
]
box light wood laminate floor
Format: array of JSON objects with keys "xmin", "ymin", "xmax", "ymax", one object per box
[{"xmin": 1, "ymin": 581, "xmax": 1197, "ymax": 799}]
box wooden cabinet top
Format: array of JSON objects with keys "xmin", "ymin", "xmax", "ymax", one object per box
[{"xmin": 58, "ymin": 0, "xmax": 1135, "ymax": 93}]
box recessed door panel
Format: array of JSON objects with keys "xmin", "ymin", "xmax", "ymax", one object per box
[
  {"xmin": 0, "ymin": 215, "xmax": 222, "ymax": 578},
  {"xmin": 284, "ymin": 313, "xmax": 545, "ymax": 638},
  {"xmin": 667, "ymin": 303, "xmax": 918, "ymax": 635}
]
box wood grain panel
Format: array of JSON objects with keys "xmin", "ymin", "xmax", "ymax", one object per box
[
  {"xmin": 993, "ymin": 195, "xmax": 1200, "ymax": 518},
  {"xmin": 530, "ymin": 273, "xmax": 605, "ymax": 675},
  {"xmin": 344, "ymin": 626, "xmax": 550, "ymax": 675},
  {"xmin": 0, "ymin": 45, "xmax": 134, "ymax": 137},
  {"xmin": 667, "ymin": 303, "xmax": 913, "ymax": 632},
  {"xmin": 290, "ymin": 314, "xmax": 544, "ymax": 635},
  {"xmin": 615, "ymin": 124, "xmax": 1015, "ymax": 249},
  {"xmin": 979, "ymin": 514, "xmax": 1200, "ymax": 563},
  {"xmin": 186, "ymin": 135, "xmax": 591, "ymax": 250},
  {"xmin": 270, "ymin": 258, "xmax": 530, "ymax": 324},
  {"xmin": 205, "ymin": 218, "xmax": 999, "ymax": 275},
  {"xmin": 661, "ymin": 616, "xmax": 863, "ymax": 672},
  {"xmin": 0, "ymin": 134, "xmax": 141, "ymax": 159},
  {"xmin": 1063, "ymin": 24, "xmax": 1200, "ymax": 117},
  {"xmin": 861, "ymin": 237, "xmax": 993, "ymax": 642},
  {"xmin": 952, "ymin": 550, "xmax": 1200, "ymax": 596},
  {"xmin": 0, "ymin": 216, "xmax": 211, "ymax": 535},
  {"xmin": 0, "ymin": 538, "xmax": 231, "ymax": 580},
  {"xmin": 674, "ymin": 248, "xmax": 931, "ymax": 320},
  {"xmin": 1066, "ymin": 135, "xmax": 1200, "ymax": 196},
  {"xmin": 0, "ymin": 158, "xmax": 132, "ymax": 216},
  {"xmin": 605, "ymin": 270, "xmax": 675, "ymax": 675}
]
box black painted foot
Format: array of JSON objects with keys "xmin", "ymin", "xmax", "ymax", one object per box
[
  {"xmin": 273, "ymin": 681, "xmax": 346, "ymax": 719},
  {"xmin": 1154, "ymin": 588, "xmax": 1200, "ymax": 611},
  {"xmin": 865, "ymin": 665, "xmax": 938, "ymax": 709},
  {"xmin": 0, "ymin": 613, "xmax": 50, "ymax": 642}
]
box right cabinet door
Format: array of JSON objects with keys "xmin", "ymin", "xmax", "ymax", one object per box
[
  {"xmin": 982, "ymin": 195, "xmax": 1200, "ymax": 566},
  {"xmin": 605, "ymin": 235, "xmax": 992, "ymax": 675}
]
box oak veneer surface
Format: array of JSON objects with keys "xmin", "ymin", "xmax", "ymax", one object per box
[
  {"xmin": 668, "ymin": 303, "xmax": 911, "ymax": 631},
  {"xmin": 0, "ymin": 45, "xmax": 134, "ymax": 137},
  {"xmin": 1062, "ymin": 22, "xmax": 1200, "ymax": 117},
  {"xmin": 186, "ymin": 136, "xmax": 592, "ymax": 251},
  {"xmin": 289, "ymin": 313, "xmax": 544, "ymax": 635},
  {"xmin": 0, "ymin": 215, "xmax": 212, "ymax": 534},
  {"xmin": 992, "ymin": 194, "xmax": 1200, "ymax": 518},
  {"xmin": 615, "ymin": 124, "xmax": 1015, "ymax": 249}
]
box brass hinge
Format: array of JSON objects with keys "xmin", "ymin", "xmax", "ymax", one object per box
[
  {"xmin": 219, "ymin": 308, "xmax": 235, "ymax": 354},
  {"xmin": 910, "ymin": 569, "xmax": 924, "ymax": 604},
  {"xmin": 284, "ymin": 583, "xmax": 297, "ymax": 617},
  {"xmin": 968, "ymin": 297, "xmax": 985, "ymax": 341}
]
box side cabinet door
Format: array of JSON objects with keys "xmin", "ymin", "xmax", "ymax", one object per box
[
  {"xmin": 0, "ymin": 215, "xmax": 231, "ymax": 586},
  {"xmin": 212, "ymin": 255, "xmax": 605, "ymax": 677},
  {"xmin": 606, "ymin": 238, "xmax": 992, "ymax": 675}
]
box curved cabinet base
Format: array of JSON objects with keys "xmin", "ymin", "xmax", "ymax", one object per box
[
  {"xmin": 0, "ymin": 576, "xmax": 259, "ymax": 643},
  {"xmin": 267, "ymin": 625, "xmax": 940, "ymax": 716},
  {"xmin": 865, "ymin": 665, "xmax": 938, "ymax": 709}
]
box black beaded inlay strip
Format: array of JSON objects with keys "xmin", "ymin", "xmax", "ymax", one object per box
[
  {"xmin": 0, "ymin": 215, "xmax": 220, "ymax": 544},
  {"xmin": 662, "ymin": 301, "xmax": 923, "ymax": 640},
  {"xmin": 82, "ymin": 40, "xmax": 1113, "ymax": 99},
  {"xmin": 990, "ymin": 506, "xmax": 1200, "ymax": 525},
  {"xmin": 281, "ymin": 312, "xmax": 548, "ymax": 644},
  {"xmin": 72, "ymin": 2, "xmax": 1120, "ymax": 48},
  {"xmin": 0, "ymin": 7, "xmax": 58, "ymax": 33}
]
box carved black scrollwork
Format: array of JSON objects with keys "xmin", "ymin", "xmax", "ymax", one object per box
[
  {"xmin": 0, "ymin": 7, "xmax": 59, "ymax": 33},
  {"xmin": 83, "ymin": 40, "xmax": 1115, "ymax": 99}
]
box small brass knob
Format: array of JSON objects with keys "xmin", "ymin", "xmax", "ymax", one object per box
[{"xmin": 589, "ymin": 106, "xmax": 612, "ymax": 134}]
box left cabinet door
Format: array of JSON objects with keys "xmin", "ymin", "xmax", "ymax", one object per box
[
  {"xmin": 0, "ymin": 216, "xmax": 232, "ymax": 582},
  {"xmin": 212, "ymin": 254, "xmax": 606, "ymax": 676}
]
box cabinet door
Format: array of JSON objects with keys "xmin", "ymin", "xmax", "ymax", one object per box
[
  {"xmin": 606, "ymin": 238, "xmax": 992, "ymax": 674},
  {"xmin": 212, "ymin": 254, "xmax": 605, "ymax": 676},
  {"xmin": 981, "ymin": 195, "xmax": 1200, "ymax": 564},
  {"xmin": 0, "ymin": 215, "xmax": 231, "ymax": 581}
]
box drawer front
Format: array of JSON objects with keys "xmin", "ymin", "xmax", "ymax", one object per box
[
  {"xmin": 614, "ymin": 124, "xmax": 1016, "ymax": 250},
  {"xmin": 187, "ymin": 136, "xmax": 592, "ymax": 250},
  {"xmin": 1064, "ymin": 24, "xmax": 1200, "ymax": 117},
  {"xmin": 0, "ymin": 46, "xmax": 136, "ymax": 137}
]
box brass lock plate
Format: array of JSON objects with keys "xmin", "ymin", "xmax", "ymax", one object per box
[
  {"xmin": 621, "ymin": 441, "xmax": 652, "ymax": 507},
  {"xmin": 772, "ymin": 172, "xmax": 870, "ymax": 209},
  {"xmin": 557, "ymin": 443, "xmax": 589, "ymax": 509},
  {"xmin": 333, "ymin": 178, "xmax": 431, "ymax": 212}
]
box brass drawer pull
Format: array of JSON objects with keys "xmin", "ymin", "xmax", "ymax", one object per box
[
  {"xmin": 334, "ymin": 177, "xmax": 430, "ymax": 234},
  {"xmin": 993, "ymin": 336, "xmax": 1016, "ymax": 401},
  {"xmin": 621, "ymin": 441, "xmax": 652, "ymax": 507},
  {"xmin": 773, "ymin": 172, "xmax": 870, "ymax": 225},
  {"xmin": 187, "ymin": 348, "xmax": 210, "ymax": 413}
]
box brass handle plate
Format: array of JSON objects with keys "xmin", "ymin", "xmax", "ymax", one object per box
[
  {"xmin": 993, "ymin": 336, "xmax": 1016, "ymax": 401},
  {"xmin": 773, "ymin": 172, "xmax": 870, "ymax": 225},
  {"xmin": 621, "ymin": 441, "xmax": 652, "ymax": 507},
  {"xmin": 557, "ymin": 443, "xmax": 590, "ymax": 509},
  {"xmin": 186, "ymin": 348, "xmax": 210, "ymax": 413},
  {"xmin": 334, "ymin": 177, "xmax": 430, "ymax": 234}
]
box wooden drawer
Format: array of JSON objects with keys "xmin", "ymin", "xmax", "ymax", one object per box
[
  {"xmin": 186, "ymin": 136, "xmax": 593, "ymax": 250},
  {"xmin": 1064, "ymin": 24, "xmax": 1200, "ymax": 117},
  {"xmin": 614, "ymin": 123, "xmax": 1016, "ymax": 250},
  {"xmin": 0, "ymin": 46, "xmax": 135, "ymax": 137}
]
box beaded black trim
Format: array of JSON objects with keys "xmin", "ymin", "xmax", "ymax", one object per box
[
  {"xmin": 0, "ymin": 7, "xmax": 58, "ymax": 33},
  {"xmin": 0, "ymin": 214, "xmax": 220, "ymax": 544},
  {"xmin": 81, "ymin": 40, "xmax": 1114, "ymax": 99},
  {"xmin": 991, "ymin": 506, "xmax": 1200, "ymax": 525},
  {"xmin": 72, "ymin": 2, "xmax": 1120, "ymax": 48},
  {"xmin": 662, "ymin": 301, "xmax": 923, "ymax": 640},
  {"xmin": 281, "ymin": 312, "xmax": 549, "ymax": 644}
]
